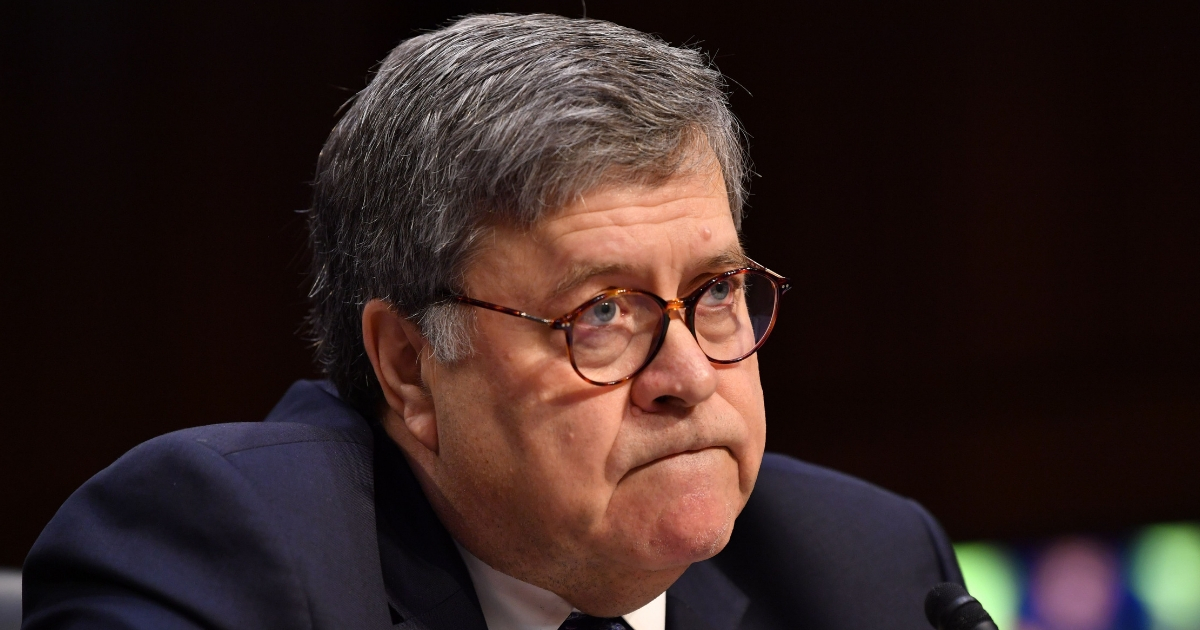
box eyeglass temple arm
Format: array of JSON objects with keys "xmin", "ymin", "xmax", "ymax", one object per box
[
  {"xmin": 452, "ymin": 295, "xmax": 559, "ymax": 327},
  {"xmin": 745, "ymin": 258, "xmax": 793, "ymax": 294}
]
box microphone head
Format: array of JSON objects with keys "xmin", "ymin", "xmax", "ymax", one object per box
[{"xmin": 924, "ymin": 582, "xmax": 998, "ymax": 630}]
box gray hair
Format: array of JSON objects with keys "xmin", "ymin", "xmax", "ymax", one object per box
[{"xmin": 306, "ymin": 13, "xmax": 749, "ymax": 413}]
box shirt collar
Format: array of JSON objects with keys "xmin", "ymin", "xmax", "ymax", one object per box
[{"xmin": 456, "ymin": 543, "xmax": 666, "ymax": 630}]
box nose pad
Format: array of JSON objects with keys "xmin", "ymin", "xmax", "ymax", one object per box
[
  {"xmin": 651, "ymin": 300, "xmax": 711, "ymax": 369},
  {"xmin": 662, "ymin": 299, "xmax": 700, "ymax": 347},
  {"xmin": 663, "ymin": 298, "xmax": 691, "ymax": 328}
]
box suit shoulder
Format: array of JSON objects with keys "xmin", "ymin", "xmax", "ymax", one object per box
[
  {"xmin": 24, "ymin": 420, "xmax": 382, "ymax": 629},
  {"xmin": 24, "ymin": 423, "xmax": 316, "ymax": 629},
  {"xmin": 712, "ymin": 453, "xmax": 962, "ymax": 629},
  {"xmin": 136, "ymin": 417, "xmax": 371, "ymax": 459},
  {"xmin": 749, "ymin": 452, "xmax": 955, "ymax": 562},
  {"xmin": 755, "ymin": 452, "xmax": 915, "ymax": 513}
]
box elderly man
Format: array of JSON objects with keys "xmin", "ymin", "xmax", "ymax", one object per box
[{"xmin": 23, "ymin": 14, "xmax": 961, "ymax": 630}]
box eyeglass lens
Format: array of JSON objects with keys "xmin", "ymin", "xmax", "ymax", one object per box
[{"xmin": 567, "ymin": 270, "xmax": 779, "ymax": 383}]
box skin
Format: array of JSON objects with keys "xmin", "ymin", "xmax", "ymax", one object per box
[{"xmin": 361, "ymin": 159, "xmax": 767, "ymax": 616}]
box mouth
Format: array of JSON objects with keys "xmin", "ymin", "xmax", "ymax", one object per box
[{"xmin": 626, "ymin": 445, "xmax": 730, "ymax": 477}]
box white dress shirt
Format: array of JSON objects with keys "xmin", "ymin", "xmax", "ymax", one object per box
[{"xmin": 455, "ymin": 543, "xmax": 666, "ymax": 630}]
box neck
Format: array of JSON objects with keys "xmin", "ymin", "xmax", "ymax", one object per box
[{"xmin": 550, "ymin": 567, "xmax": 684, "ymax": 618}]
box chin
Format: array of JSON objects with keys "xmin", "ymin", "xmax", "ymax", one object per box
[
  {"xmin": 610, "ymin": 449, "xmax": 745, "ymax": 570},
  {"xmin": 648, "ymin": 493, "xmax": 739, "ymax": 566}
]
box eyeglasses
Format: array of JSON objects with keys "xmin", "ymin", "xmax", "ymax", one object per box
[{"xmin": 453, "ymin": 262, "xmax": 791, "ymax": 386}]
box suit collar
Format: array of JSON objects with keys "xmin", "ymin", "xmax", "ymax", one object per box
[
  {"xmin": 263, "ymin": 379, "xmax": 374, "ymax": 445},
  {"xmin": 372, "ymin": 421, "xmax": 489, "ymax": 630},
  {"xmin": 269, "ymin": 381, "xmax": 486, "ymax": 629},
  {"xmin": 666, "ymin": 560, "xmax": 750, "ymax": 630}
]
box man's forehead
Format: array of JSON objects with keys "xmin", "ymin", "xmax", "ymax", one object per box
[
  {"xmin": 465, "ymin": 161, "xmax": 741, "ymax": 302},
  {"xmin": 535, "ymin": 168, "xmax": 741, "ymax": 290},
  {"xmin": 545, "ymin": 160, "xmax": 728, "ymax": 224}
]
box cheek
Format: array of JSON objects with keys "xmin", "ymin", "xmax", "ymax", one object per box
[
  {"xmin": 511, "ymin": 392, "xmax": 631, "ymax": 520},
  {"xmin": 715, "ymin": 358, "xmax": 767, "ymax": 489},
  {"xmin": 434, "ymin": 342, "xmax": 630, "ymax": 532}
]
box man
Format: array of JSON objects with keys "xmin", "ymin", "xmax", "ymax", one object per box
[{"xmin": 23, "ymin": 14, "xmax": 962, "ymax": 630}]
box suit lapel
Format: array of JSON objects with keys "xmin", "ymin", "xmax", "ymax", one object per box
[
  {"xmin": 263, "ymin": 381, "xmax": 394, "ymax": 628},
  {"xmin": 372, "ymin": 423, "xmax": 489, "ymax": 630},
  {"xmin": 666, "ymin": 560, "xmax": 750, "ymax": 630}
]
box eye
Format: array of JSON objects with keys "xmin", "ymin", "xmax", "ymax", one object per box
[
  {"xmin": 700, "ymin": 279, "xmax": 735, "ymax": 306},
  {"xmin": 580, "ymin": 299, "xmax": 621, "ymax": 326}
]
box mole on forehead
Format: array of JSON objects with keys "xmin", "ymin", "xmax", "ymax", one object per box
[{"xmin": 548, "ymin": 245, "xmax": 748, "ymax": 300}]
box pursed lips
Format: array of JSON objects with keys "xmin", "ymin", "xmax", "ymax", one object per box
[
  {"xmin": 604, "ymin": 407, "xmax": 746, "ymax": 482},
  {"xmin": 625, "ymin": 446, "xmax": 731, "ymax": 477},
  {"xmin": 614, "ymin": 430, "xmax": 736, "ymax": 481}
]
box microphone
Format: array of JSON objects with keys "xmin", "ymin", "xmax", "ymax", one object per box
[{"xmin": 924, "ymin": 582, "xmax": 1000, "ymax": 630}]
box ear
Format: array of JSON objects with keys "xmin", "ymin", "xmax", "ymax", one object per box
[{"xmin": 361, "ymin": 299, "xmax": 439, "ymax": 454}]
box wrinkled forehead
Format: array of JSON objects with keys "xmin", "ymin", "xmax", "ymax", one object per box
[
  {"xmin": 529, "ymin": 145, "xmax": 737, "ymax": 246},
  {"xmin": 464, "ymin": 161, "xmax": 744, "ymax": 304},
  {"xmin": 538, "ymin": 162, "xmax": 736, "ymax": 253}
]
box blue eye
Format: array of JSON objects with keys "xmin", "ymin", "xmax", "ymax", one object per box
[
  {"xmin": 708, "ymin": 281, "xmax": 730, "ymax": 301},
  {"xmin": 701, "ymin": 280, "xmax": 734, "ymax": 306},
  {"xmin": 584, "ymin": 300, "xmax": 619, "ymax": 325}
]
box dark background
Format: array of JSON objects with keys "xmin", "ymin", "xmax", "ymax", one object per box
[{"xmin": 3, "ymin": 0, "xmax": 1197, "ymax": 568}]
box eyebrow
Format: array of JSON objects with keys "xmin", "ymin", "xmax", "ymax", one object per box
[
  {"xmin": 548, "ymin": 244, "xmax": 749, "ymax": 301},
  {"xmin": 693, "ymin": 247, "xmax": 751, "ymax": 278}
]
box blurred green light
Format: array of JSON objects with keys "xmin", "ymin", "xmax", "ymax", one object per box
[
  {"xmin": 954, "ymin": 542, "xmax": 1021, "ymax": 630},
  {"xmin": 1130, "ymin": 522, "xmax": 1200, "ymax": 630}
]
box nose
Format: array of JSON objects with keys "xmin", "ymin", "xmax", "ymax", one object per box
[{"xmin": 628, "ymin": 309, "xmax": 718, "ymax": 412}]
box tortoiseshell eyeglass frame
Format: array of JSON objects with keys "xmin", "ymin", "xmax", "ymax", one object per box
[{"xmin": 451, "ymin": 261, "xmax": 792, "ymax": 386}]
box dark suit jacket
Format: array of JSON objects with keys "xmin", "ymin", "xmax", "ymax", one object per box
[{"xmin": 23, "ymin": 380, "xmax": 962, "ymax": 630}]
